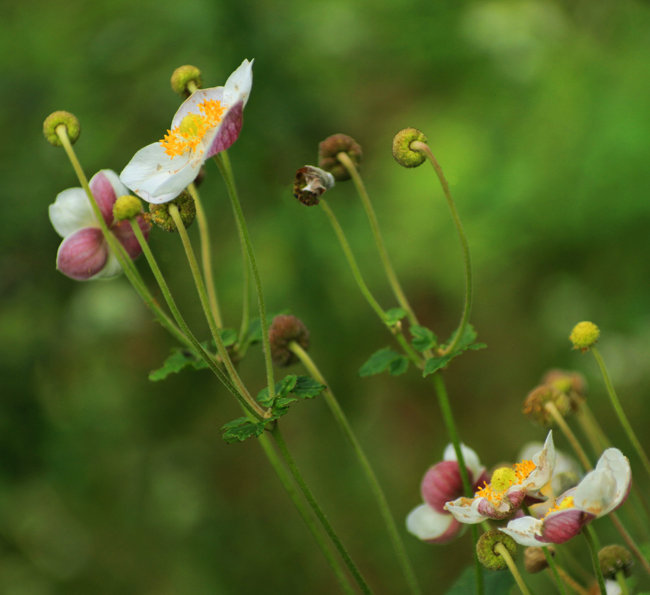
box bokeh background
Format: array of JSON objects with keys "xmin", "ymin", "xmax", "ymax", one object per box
[{"xmin": 2, "ymin": 0, "xmax": 650, "ymax": 593}]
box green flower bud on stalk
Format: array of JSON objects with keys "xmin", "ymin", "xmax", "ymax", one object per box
[
  {"xmin": 392, "ymin": 127, "xmax": 428, "ymax": 168},
  {"xmin": 43, "ymin": 110, "xmax": 81, "ymax": 146},
  {"xmin": 522, "ymin": 385, "xmax": 572, "ymax": 426},
  {"xmin": 318, "ymin": 133, "xmax": 362, "ymax": 181},
  {"xmin": 269, "ymin": 315, "xmax": 310, "ymax": 367},
  {"xmin": 113, "ymin": 195, "xmax": 144, "ymax": 222},
  {"xmin": 148, "ymin": 191, "xmax": 196, "ymax": 232},
  {"xmin": 476, "ymin": 530, "xmax": 517, "ymax": 571},
  {"xmin": 569, "ymin": 321, "xmax": 600, "ymax": 351},
  {"xmin": 171, "ymin": 65, "xmax": 202, "ymax": 97},
  {"xmin": 598, "ymin": 544, "xmax": 633, "ymax": 579}
]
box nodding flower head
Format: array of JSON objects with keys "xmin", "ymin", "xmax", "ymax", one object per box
[
  {"xmin": 43, "ymin": 110, "xmax": 81, "ymax": 147},
  {"xmin": 269, "ymin": 315, "xmax": 310, "ymax": 367},
  {"xmin": 523, "ymin": 385, "xmax": 572, "ymax": 427},
  {"xmin": 293, "ymin": 166, "xmax": 335, "ymax": 206},
  {"xmin": 318, "ymin": 134, "xmax": 362, "ymax": 181},
  {"xmin": 171, "ymin": 64, "xmax": 203, "ymax": 97},
  {"xmin": 542, "ymin": 369, "xmax": 587, "ymax": 412},
  {"xmin": 392, "ymin": 127, "xmax": 428, "ymax": 168}
]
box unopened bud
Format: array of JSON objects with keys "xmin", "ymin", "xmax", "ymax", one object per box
[
  {"xmin": 43, "ymin": 111, "xmax": 81, "ymax": 147},
  {"xmin": 542, "ymin": 369, "xmax": 587, "ymax": 412},
  {"xmin": 148, "ymin": 191, "xmax": 196, "ymax": 232},
  {"xmin": 113, "ymin": 195, "xmax": 143, "ymax": 222},
  {"xmin": 171, "ymin": 65, "xmax": 202, "ymax": 97},
  {"xmin": 269, "ymin": 315, "xmax": 310, "ymax": 367},
  {"xmin": 524, "ymin": 546, "xmax": 553, "ymax": 573},
  {"xmin": 598, "ymin": 544, "xmax": 633, "ymax": 579},
  {"xmin": 523, "ymin": 385, "xmax": 572, "ymax": 426},
  {"xmin": 293, "ymin": 166, "xmax": 335, "ymax": 206},
  {"xmin": 318, "ymin": 134, "xmax": 362, "ymax": 181},
  {"xmin": 569, "ymin": 321, "xmax": 600, "ymax": 351},
  {"xmin": 392, "ymin": 127, "xmax": 428, "ymax": 168},
  {"xmin": 477, "ymin": 530, "xmax": 517, "ymax": 571}
]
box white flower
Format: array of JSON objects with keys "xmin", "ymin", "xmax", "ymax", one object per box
[
  {"xmin": 500, "ymin": 448, "xmax": 631, "ymax": 546},
  {"xmin": 120, "ymin": 59, "xmax": 253, "ymax": 204}
]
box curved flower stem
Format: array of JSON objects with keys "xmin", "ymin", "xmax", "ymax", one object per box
[
  {"xmin": 54, "ymin": 126, "xmax": 187, "ymax": 346},
  {"xmin": 187, "ymin": 183, "xmax": 223, "ymax": 328},
  {"xmin": 583, "ymin": 526, "xmax": 606, "ymax": 595},
  {"xmin": 494, "ymin": 542, "xmax": 533, "ymax": 595},
  {"xmin": 271, "ymin": 425, "xmax": 374, "ymax": 595},
  {"xmin": 214, "ymin": 151, "xmax": 276, "ymax": 402},
  {"xmin": 410, "ymin": 141, "xmax": 472, "ymax": 355},
  {"xmin": 256, "ymin": 431, "xmax": 356, "ymax": 595},
  {"xmin": 336, "ymin": 151, "xmax": 419, "ymax": 328},
  {"xmin": 542, "ymin": 548, "xmax": 568, "ymax": 595},
  {"xmin": 544, "ymin": 402, "xmax": 593, "ymax": 471},
  {"xmin": 552, "ymin": 564, "xmax": 585, "ymax": 595},
  {"xmin": 289, "ymin": 341, "xmax": 421, "ymax": 595},
  {"xmin": 575, "ymin": 404, "xmax": 610, "ymax": 456},
  {"xmin": 169, "ymin": 204, "xmax": 267, "ymax": 420},
  {"xmin": 590, "ymin": 347, "xmax": 650, "ymax": 479}
]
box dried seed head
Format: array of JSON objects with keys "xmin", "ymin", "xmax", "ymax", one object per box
[
  {"xmin": 293, "ymin": 166, "xmax": 335, "ymax": 206},
  {"xmin": 269, "ymin": 315, "xmax": 310, "ymax": 367},
  {"xmin": 523, "ymin": 385, "xmax": 572, "ymax": 426},
  {"xmin": 318, "ymin": 133, "xmax": 362, "ymax": 181}
]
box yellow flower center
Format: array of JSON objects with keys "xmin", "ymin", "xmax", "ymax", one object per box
[
  {"xmin": 474, "ymin": 460, "xmax": 536, "ymax": 504},
  {"xmin": 159, "ymin": 99, "xmax": 226, "ymax": 158},
  {"xmin": 545, "ymin": 495, "xmax": 575, "ymax": 518}
]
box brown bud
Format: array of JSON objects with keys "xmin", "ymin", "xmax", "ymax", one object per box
[
  {"xmin": 318, "ymin": 133, "xmax": 362, "ymax": 181},
  {"xmin": 269, "ymin": 315, "xmax": 310, "ymax": 367}
]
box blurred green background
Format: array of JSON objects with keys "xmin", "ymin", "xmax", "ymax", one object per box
[{"xmin": 2, "ymin": 0, "xmax": 650, "ymax": 592}]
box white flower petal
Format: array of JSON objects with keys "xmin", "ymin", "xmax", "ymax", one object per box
[
  {"xmin": 171, "ymin": 87, "xmax": 226, "ymax": 129},
  {"xmin": 49, "ymin": 188, "xmax": 98, "ymax": 237},
  {"xmin": 500, "ymin": 516, "xmax": 551, "ymax": 547},
  {"xmin": 223, "ymin": 58, "xmax": 253, "ymax": 106},
  {"xmin": 406, "ymin": 504, "xmax": 454, "ymax": 541},
  {"xmin": 524, "ymin": 431, "xmax": 556, "ymax": 490},
  {"xmin": 120, "ymin": 142, "xmax": 197, "ymax": 204},
  {"xmin": 442, "ymin": 443, "xmax": 484, "ymax": 482},
  {"xmin": 444, "ymin": 496, "xmax": 487, "ymax": 524}
]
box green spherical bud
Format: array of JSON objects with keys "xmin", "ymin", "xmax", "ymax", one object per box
[
  {"xmin": 569, "ymin": 321, "xmax": 600, "ymax": 351},
  {"xmin": 113, "ymin": 195, "xmax": 143, "ymax": 221},
  {"xmin": 148, "ymin": 191, "xmax": 196, "ymax": 232},
  {"xmin": 392, "ymin": 127, "xmax": 427, "ymax": 168},
  {"xmin": 477, "ymin": 530, "xmax": 517, "ymax": 571},
  {"xmin": 171, "ymin": 65, "xmax": 202, "ymax": 97},
  {"xmin": 598, "ymin": 545, "xmax": 633, "ymax": 579},
  {"xmin": 318, "ymin": 134, "xmax": 362, "ymax": 181},
  {"xmin": 43, "ymin": 110, "xmax": 81, "ymax": 147},
  {"xmin": 523, "ymin": 385, "xmax": 572, "ymax": 426}
]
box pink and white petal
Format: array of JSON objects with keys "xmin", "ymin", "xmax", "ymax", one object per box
[
  {"xmin": 540, "ymin": 508, "xmax": 590, "ymax": 544},
  {"xmin": 89, "ymin": 170, "xmax": 126, "ymax": 225},
  {"xmin": 445, "ymin": 497, "xmax": 487, "ymax": 524},
  {"xmin": 406, "ymin": 504, "xmax": 460, "ymax": 543},
  {"xmin": 94, "ymin": 249, "xmax": 123, "ymax": 280},
  {"xmin": 499, "ymin": 516, "xmax": 551, "ymax": 547},
  {"xmin": 525, "ymin": 431, "xmax": 556, "ymax": 491},
  {"xmin": 49, "ymin": 188, "xmax": 97, "ymax": 238},
  {"xmin": 223, "ymin": 58, "xmax": 253, "ymax": 106},
  {"xmin": 111, "ymin": 216, "xmax": 150, "ymax": 259},
  {"xmin": 443, "ymin": 443, "xmax": 484, "ymax": 483},
  {"xmin": 421, "ymin": 461, "xmax": 464, "ymax": 513},
  {"xmin": 205, "ymin": 101, "xmax": 244, "ymax": 158},
  {"xmin": 56, "ymin": 227, "xmax": 108, "ymax": 281},
  {"xmin": 120, "ymin": 143, "xmax": 196, "ymax": 204}
]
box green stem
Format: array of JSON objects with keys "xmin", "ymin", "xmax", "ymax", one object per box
[
  {"xmin": 542, "ymin": 548, "xmax": 568, "ymax": 595},
  {"xmin": 494, "ymin": 542, "xmax": 533, "ymax": 595},
  {"xmin": 55, "ymin": 126, "xmax": 187, "ymax": 345},
  {"xmin": 237, "ymin": 259, "xmax": 252, "ymax": 356},
  {"xmin": 256, "ymin": 432, "xmax": 356, "ymax": 594},
  {"xmin": 271, "ymin": 425, "xmax": 374, "ymax": 595},
  {"xmin": 289, "ymin": 341, "xmax": 421, "ymax": 595},
  {"xmin": 583, "ymin": 526, "xmax": 606, "ymax": 595},
  {"xmin": 411, "ymin": 141, "xmax": 472, "ymax": 355},
  {"xmin": 553, "ymin": 565, "xmax": 588, "ymax": 595},
  {"xmin": 544, "ymin": 401, "xmax": 593, "ymax": 471},
  {"xmin": 214, "ymin": 151, "xmax": 276, "ymax": 402},
  {"xmin": 187, "ymin": 183, "xmax": 223, "ymax": 328},
  {"xmin": 591, "ymin": 347, "xmax": 650, "ymax": 478},
  {"xmin": 615, "ymin": 570, "xmax": 630, "ymax": 595},
  {"xmin": 336, "ymin": 151, "xmax": 420, "ymax": 329},
  {"xmin": 168, "ymin": 204, "xmax": 267, "ymax": 420}
]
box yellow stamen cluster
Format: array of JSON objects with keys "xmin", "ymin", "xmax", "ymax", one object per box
[
  {"xmin": 514, "ymin": 459, "xmax": 536, "ymax": 482},
  {"xmin": 474, "ymin": 460, "xmax": 536, "ymax": 504},
  {"xmin": 159, "ymin": 99, "xmax": 226, "ymax": 158},
  {"xmin": 545, "ymin": 495, "xmax": 574, "ymax": 518}
]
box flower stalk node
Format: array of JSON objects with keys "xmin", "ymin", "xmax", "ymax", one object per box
[
  {"xmin": 318, "ymin": 134, "xmax": 362, "ymax": 181},
  {"xmin": 392, "ymin": 128, "xmax": 428, "ymax": 168},
  {"xmin": 43, "ymin": 111, "xmax": 81, "ymax": 147}
]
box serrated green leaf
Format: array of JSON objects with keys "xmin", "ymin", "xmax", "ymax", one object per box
[
  {"xmin": 389, "ymin": 356, "xmax": 409, "ymax": 375},
  {"xmin": 218, "ymin": 328, "xmax": 238, "ymax": 347},
  {"xmin": 359, "ymin": 347, "xmax": 404, "ymax": 377},
  {"xmin": 292, "ymin": 376, "xmax": 326, "ymax": 399},
  {"xmin": 445, "ymin": 566, "xmax": 513, "ymax": 595},
  {"xmin": 148, "ymin": 347, "xmax": 209, "ymax": 381},
  {"xmin": 385, "ymin": 307, "xmax": 407, "ymax": 325},
  {"xmin": 257, "ymin": 375, "xmax": 300, "ymax": 407},
  {"xmin": 221, "ymin": 417, "xmax": 265, "ymax": 443},
  {"xmin": 454, "ymin": 324, "xmax": 478, "ymax": 351},
  {"xmin": 422, "ymin": 354, "xmax": 453, "ymax": 377},
  {"xmin": 467, "ymin": 342, "xmax": 487, "ymax": 351},
  {"xmin": 410, "ymin": 324, "xmax": 437, "ymax": 352}
]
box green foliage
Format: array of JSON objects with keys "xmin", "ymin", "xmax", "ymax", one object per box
[
  {"xmin": 359, "ymin": 347, "xmax": 410, "ymax": 377},
  {"xmin": 385, "ymin": 307, "xmax": 407, "ymax": 326},
  {"xmin": 423, "ymin": 324, "xmax": 486, "ymax": 377},
  {"xmin": 445, "ymin": 566, "xmax": 513, "ymax": 595},
  {"xmin": 148, "ymin": 346, "xmax": 210, "ymax": 381},
  {"xmin": 221, "ymin": 417, "xmax": 265, "ymax": 444},
  {"xmin": 410, "ymin": 324, "xmax": 437, "ymax": 352}
]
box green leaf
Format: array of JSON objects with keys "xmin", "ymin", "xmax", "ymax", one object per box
[
  {"xmin": 389, "ymin": 356, "xmax": 409, "ymax": 375},
  {"xmin": 410, "ymin": 324, "xmax": 437, "ymax": 352},
  {"xmin": 221, "ymin": 417, "xmax": 265, "ymax": 443},
  {"xmin": 292, "ymin": 376, "xmax": 326, "ymax": 399},
  {"xmin": 217, "ymin": 328, "xmax": 238, "ymax": 347},
  {"xmin": 359, "ymin": 347, "xmax": 406, "ymax": 377},
  {"xmin": 445, "ymin": 566, "xmax": 513, "ymax": 595},
  {"xmin": 243, "ymin": 310, "xmax": 289, "ymax": 347},
  {"xmin": 148, "ymin": 347, "xmax": 209, "ymax": 381},
  {"xmin": 422, "ymin": 355, "xmax": 453, "ymax": 377},
  {"xmin": 385, "ymin": 307, "xmax": 407, "ymax": 325}
]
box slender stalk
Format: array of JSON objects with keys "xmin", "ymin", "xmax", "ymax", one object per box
[
  {"xmin": 615, "ymin": 570, "xmax": 630, "ymax": 595},
  {"xmin": 187, "ymin": 183, "xmax": 223, "ymax": 328},
  {"xmin": 289, "ymin": 341, "xmax": 421, "ymax": 595},
  {"xmin": 336, "ymin": 151, "xmax": 419, "ymax": 328},
  {"xmin": 411, "ymin": 141, "xmax": 472, "ymax": 355},
  {"xmin": 214, "ymin": 151, "xmax": 276, "ymax": 402},
  {"xmin": 55, "ymin": 126, "xmax": 187, "ymax": 345},
  {"xmin": 583, "ymin": 526, "xmax": 606, "ymax": 595},
  {"xmin": 544, "ymin": 402, "xmax": 593, "ymax": 471},
  {"xmin": 590, "ymin": 347, "xmax": 650, "ymax": 478},
  {"xmin": 552, "ymin": 566, "xmax": 587, "ymax": 595},
  {"xmin": 319, "ymin": 199, "xmax": 387, "ymax": 323},
  {"xmin": 272, "ymin": 425, "xmax": 374, "ymax": 595},
  {"xmin": 168, "ymin": 204, "xmax": 268, "ymax": 420},
  {"xmin": 575, "ymin": 405, "xmax": 609, "ymax": 456},
  {"xmin": 256, "ymin": 432, "xmax": 356, "ymax": 594},
  {"xmin": 609, "ymin": 512, "xmax": 650, "ymax": 574},
  {"xmin": 542, "ymin": 548, "xmax": 568, "ymax": 595},
  {"xmin": 237, "ymin": 259, "xmax": 252, "ymax": 355},
  {"xmin": 494, "ymin": 542, "xmax": 533, "ymax": 595}
]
